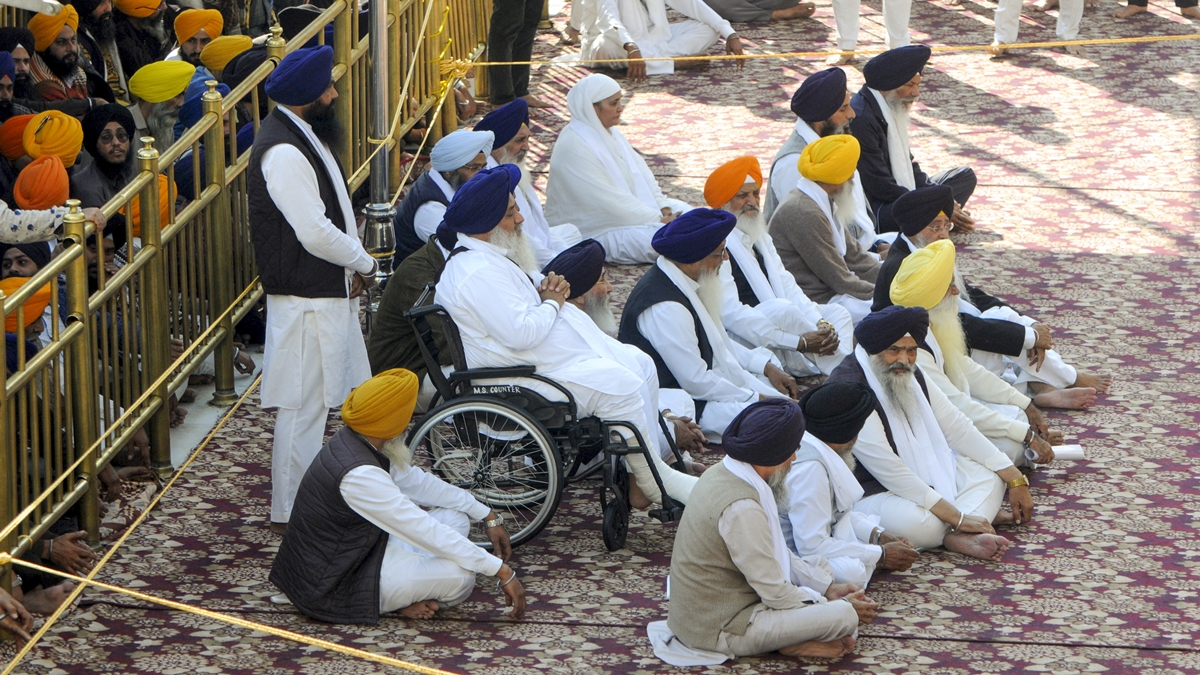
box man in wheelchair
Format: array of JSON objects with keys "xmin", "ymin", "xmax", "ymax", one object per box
[
  {"xmin": 270, "ymin": 369, "xmax": 526, "ymax": 624},
  {"xmin": 435, "ymin": 165, "xmax": 699, "ymax": 509}
]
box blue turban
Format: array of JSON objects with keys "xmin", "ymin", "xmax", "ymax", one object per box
[
  {"xmin": 889, "ymin": 184, "xmax": 955, "ymax": 237},
  {"xmin": 791, "ymin": 67, "xmax": 847, "ymax": 123},
  {"xmin": 863, "ymin": 45, "xmax": 931, "ymax": 92},
  {"xmin": 442, "ymin": 164, "xmax": 521, "ymax": 235},
  {"xmin": 474, "ymin": 98, "xmax": 529, "ymax": 148},
  {"xmin": 723, "ymin": 399, "xmax": 805, "ymax": 466},
  {"xmin": 651, "ymin": 208, "xmax": 736, "ymax": 264},
  {"xmin": 178, "ymin": 83, "xmax": 230, "ymax": 130},
  {"xmin": 265, "ymin": 45, "xmax": 333, "ymax": 106},
  {"xmin": 854, "ymin": 305, "xmax": 929, "ymax": 355},
  {"xmin": 435, "ymin": 221, "xmax": 458, "ymax": 250},
  {"xmin": 542, "ymin": 239, "xmax": 605, "ymax": 299},
  {"xmin": 0, "ymin": 52, "xmax": 14, "ymax": 84},
  {"xmin": 430, "ymin": 129, "xmax": 494, "ymax": 172}
]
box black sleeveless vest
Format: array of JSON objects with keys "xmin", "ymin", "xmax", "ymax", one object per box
[
  {"xmin": 727, "ymin": 244, "xmax": 770, "ymax": 308},
  {"xmin": 393, "ymin": 171, "xmax": 451, "ymax": 262}
]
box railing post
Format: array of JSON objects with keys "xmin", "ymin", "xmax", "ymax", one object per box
[
  {"xmin": 204, "ymin": 82, "xmax": 239, "ymax": 407},
  {"xmin": 333, "ymin": 0, "xmax": 354, "ymax": 172},
  {"xmin": 539, "ymin": 0, "xmax": 551, "ymax": 29},
  {"xmin": 363, "ymin": 0, "xmax": 397, "ymax": 336},
  {"xmin": 0, "ymin": 286, "xmax": 12, "ymax": 585},
  {"xmin": 136, "ymin": 140, "xmax": 174, "ymax": 479},
  {"xmin": 63, "ymin": 201, "xmax": 101, "ymax": 544},
  {"xmin": 387, "ymin": 0, "xmax": 402, "ymax": 196}
]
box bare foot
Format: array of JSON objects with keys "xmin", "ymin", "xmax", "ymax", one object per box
[
  {"xmin": 1032, "ymin": 387, "xmax": 1096, "ymax": 409},
  {"xmin": 1183, "ymin": 5, "xmax": 1200, "ymax": 17},
  {"xmin": 684, "ymin": 459, "xmax": 707, "ymax": 476},
  {"xmin": 1031, "ymin": 0, "xmax": 1058, "ymax": 10},
  {"xmin": 1072, "ymin": 372, "xmax": 1111, "ymax": 393},
  {"xmin": 179, "ymin": 388, "xmax": 197, "ymax": 403},
  {"xmin": 944, "ymin": 532, "xmax": 1010, "ymax": 560},
  {"xmin": 986, "ymin": 41, "xmax": 1008, "ymax": 57},
  {"xmin": 22, "ymin": 582, "xmax": 76, "ymax": 614},
  {"xmin": 993, "ymin": 509, "xmax": 1016, "ymax": 527},
  {"xmin": 771, "ymin": 2, "xmax": 816, "ymax": 19},
  {"xmin": 1063, "ymin": 43, "xmax": 1086, "ymax": 56},
  {"xmin": 826, "ymin": 51, "xmax": 856, "ymax": 65},
  {"xmin": 1113, "ymin": 3, "xmax": 1146, "ymax": 17},
  {"xmin": 270, "ymin": 522, "xmax": 288, "ymax": 536},
  {"xmin": 169, "ymin": 400, "xmax": 188, "ymax": 428},
  {"xmin": 1084, "ymin": 0, "xmax": 1098, "ymax": 7},
  {"xmin": 629, "ymin": 475, "xmax": 652, "ymax": 510},
  {"xmin": 398, "ymin": 599, "xmax": 439, "ymax": 619},
  {"xmin": 522, "ymin": 93, "xmax": 552, "ymax": 109},
  {"xmin": 780, "ymin": 635, "xmax": 855, "ymax": 658},
  {"xmin": 561, "ymin": 26, "xmax": 580, "ymax": 44}
]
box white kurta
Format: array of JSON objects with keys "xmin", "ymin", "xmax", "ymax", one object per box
[
  {"xmin": 484, "ymin": 156, "xmax": 582, "ymax": 268},
  {"xmin": 720, "ymin": 229, "xmax": 854, "ymax": 376},
  {"xmin": 259, "ymin": 106, "xmax": 374, "ymax": 523},
  {"xmin": 412, "ymin": 171, "xmax": 456, "ymax": 244},
  {"xmin": 340, "ymin": 459, "xmax": 502, "ymax": 612},
  {"xmin": 573, "ymin": 0, "xmax": 733, "ymax": 76}
]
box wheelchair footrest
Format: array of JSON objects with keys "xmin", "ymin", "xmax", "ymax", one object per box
[{"xmin": 648, "ymin": 504, "xmax": 684, "ymax": 524}]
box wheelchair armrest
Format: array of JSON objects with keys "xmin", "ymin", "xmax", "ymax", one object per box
[
  {"xmin": 448, "ymin": 366, "xmax": 538, "ymax": 382},
  {"xmin": 403, "ymin": 303, "xmax": 445, "ymax": 320}
]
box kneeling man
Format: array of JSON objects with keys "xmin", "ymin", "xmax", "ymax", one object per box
[
  {"xmin": 269, "ymin": 369, "xmax": 526, "ymax": 623},
  {"xmin": 827, "ymin": 307, "xmax": 1034, "ymax": 559}
]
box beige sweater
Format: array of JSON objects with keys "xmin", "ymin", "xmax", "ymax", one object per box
[{"xmin": 768, "ymin": 189, "xmax": 880, "ymax": 304}]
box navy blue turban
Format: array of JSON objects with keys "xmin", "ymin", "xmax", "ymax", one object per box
[
  {"xmin": 800, "ymin": 382, "xmax": 877, "ymax": 444},
  {"xmin": 0, "ymin": 242, "xmax": 52, "ymax": 272},
  {"xmin": 223, "ymin": 45, "xmax": 268, "ymax": 91},
  {"xmin": 178, "ymin": 83, "xmax": 230, "ymax": 130},
  {"xmin": 855, "ymin": 305, "xmax": 929, "ymax": 355},
  {"xmin": 0, "ymin": 52, "xmax": 14, "ymax": 84},
  {"xmin": 475, "ymin": 98, "xmax": 529, "ymax": 148},
  {"xmin": 891, "ymin": 184, "xmax": 955, "ymax": 237},
  {"xmin": 863, "ymin": 45, "xmax": 931, "ymax": 92},
  {"xmin": 791, "ymin": 67, "xmax": 847, "ymax": 123},
  {"xmin": 442, "ymin": 164, "xmax": 521, "ymax": 235},
  {"xmin": 542, "ymin": 239, "xmax": 605, "ymax": 299},
  {"xmin": 265, "ymin": 46, "xmax": 333, "ymax": 106},
  {"xmin": 651, "ymin": 208, "xmax": 736, "ymax": 264},
  {"xmin": 723, "ymin": 398, "xmax": 806, "ymax": 466},
  {"xmin": 435, "ymin": 221, "xmax": 458, "ymax": 250}
]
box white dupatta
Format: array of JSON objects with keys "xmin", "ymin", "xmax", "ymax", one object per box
[
  {"xmin": 868, "ymin": 88, "xmax": 916, "ymax": 191},
  {"xmin": 796, "ymin": 176, "xmax": 848, "ymax": 256}
]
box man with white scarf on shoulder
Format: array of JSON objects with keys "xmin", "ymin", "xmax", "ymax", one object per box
[
  {"xmin": 617, "ymin": 209, "xmax": 802, "ymax": 440},
  {"xmin": 783, "ymin": 382, "xmax": 920, "ymax": 589},
  {"xmin": 704, "ymin": 156, "xmax": 854, "ymax": 377},
  {"xmin": 849, "ymin": 45, "xmax": 977, "ymax": 234},
  {"xmin": 826, "ymin": 306, "xmax": 1034, "ymax": 559},
  {"xmin": 475, "ymin": 99, "xmax": 582, "ymax": 268},
  {"xmin": 544, "ymin": 74, "xmax": 692, "ymax": 264},
  {"xmin": 567, "ymin": 0, "xmax": 743, "ymax": 83}
]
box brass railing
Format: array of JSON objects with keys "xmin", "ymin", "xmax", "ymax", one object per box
[{"xmin": 1, "ymin": 0, "xmax": 487, "ymax": 584}]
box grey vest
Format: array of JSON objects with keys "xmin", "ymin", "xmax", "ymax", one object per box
[
  {"xmin": 667, "ymin": 463, "xmax": 765, "ymax": 651},
  {"xmin": 763, "ymin": 129, "xmax": 810, "ymax": 223}
]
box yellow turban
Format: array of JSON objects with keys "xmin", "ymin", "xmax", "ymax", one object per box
[
  {"xmin": 799, "ymin": 135, "xmax": 860, "ymax": 185},
  {"xmin": 120, "ymin": 173, "xmax": 173, "ymax": 238},
  {"xmin": 0, "ymin": 114, "xmax": 34, "ymax": 160},
  {"xmin": 14, "ymin": 155, "xmax": 69, "ymax": 210},
  {"xmin": 341, "ymin": 368, "xmax": 420, "ymax": 439},
  {"xmin": 28, "ymin": 5, "xmax": 79, "ymax": 52},
  {"xmin": 704, "ymin": 156, "xmax": 763, "ymax": 209},
  {"xmin": 113, "ymin": 0, "xmax": 161, "ymax": 19},
  {"xmin": 128, "ymin": 60, "xmax": 196, "ymax": 104},
  {"xmin": 174, "ymin": 8, "xmax": 223, "ymax": 44},
  {"xmin": 1, "ymin": 276, "xmax": 52, "ymax": 333},
  {"xmin": 200, "ymin": 35, "xmax": 252, "ymax": 72},
  {"xmin": 23, "ymin": 111, "xmax": 83, "ymax": 168},
  {"xmin": 890, "ymin": 239, "xmax": 956, "ymax": 310}
]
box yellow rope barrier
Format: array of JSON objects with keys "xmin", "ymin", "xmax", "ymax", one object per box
[{"xmin": 389, "ymin": 65, "xmax": 461, "ymax": 206}]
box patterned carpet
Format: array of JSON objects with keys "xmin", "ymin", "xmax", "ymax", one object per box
[{"xmin": 7, "ymin": 1, "xmax": 1200, "ymax": 672}]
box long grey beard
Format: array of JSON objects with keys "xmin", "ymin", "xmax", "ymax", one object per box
[
  {"xmin": 147, "ymin": 102, "xmax": 179, "ymax": 153},
  {"xmin": 735, "ymin": 210, "xmax": 768, "ymax": 247},
  {"xmin": 870, "ymin": 354, "xmax": 920, "ymax": 426},
  {"xmin": 490, "ymin": 226, "xmax": 539, "ymax": 275},
  {"xmin": 767, "ymin": 463, "xmax": 791, "ymax": 505},
  {"xmin": 885, "ymin": 94, "xmax": 915, "ymax": 145},
  {"xmin": 583, "ymin": 293, "xmax": 617, "ymax": 335},
  {"xmin": 838, "ymin": 441, "xmax": 857, "ymax": 471},
  {"xmin": 140, "ymin": 13, "xmax": 168, "ymax": 43},
  {"xmin": 695, "ymin": 268, "xmax": 726, "ymax": 328},
  {"xmin": 496, "ymin": 150, "xmax": 534, "ymax": 195},
  {"xmin": 929, "ymin": 293, "xmax": 969, "ymax": 389},
  {"xmin": 830, "ymin": 182, "xmax": 860, "ymax": 237},
  {"xmin": 380, "ymin": 436, "xmax": 414, "ymax": 472}
]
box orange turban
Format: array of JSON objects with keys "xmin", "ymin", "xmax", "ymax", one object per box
[
  {"xmin": 174, "ymin": 8, "xmax": 222, "ymax": 43},
  {"xmin": 27, "ymin": 5, "xmax": 79, "ymax": 53},
  {"xmin": 200, "ymin": 35, "xmax": 252, "ymax": 72},
  {"xmin": 341, "ymin": 368, "xmax": 419, "ymax": 439},
  {"xmin": 1, "ymin": 276, "xmax": 52, "ymax": 333},
  {"xmin": 13, "ymin": 155, "xmax": 69, "ymax": 210},
  {"xmin": 120, "ymin": 173, "xmax": 173, "ymax": 238},
  {"xmin": 113, "ymin": 0, "xmax": 161, "ymax": 19},
  {"xmin": 23, "ymin": 111, "xmax": 83, "ymax": 168},
  {"xmin": 0, "ymin": 114, "xmax": 34, "ymax": 160},
  {"xmin": 704, "ymin": 156, "xmax": 763, "ymax": 208}
]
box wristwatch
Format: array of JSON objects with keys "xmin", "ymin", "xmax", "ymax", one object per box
[
  {"xmin": 485, "ymin": 514, "xmax": 504, "ymax": 529},
  {"xmin": 1007, "ymin": 475, "xmax": 1030, "ymax": 489}
]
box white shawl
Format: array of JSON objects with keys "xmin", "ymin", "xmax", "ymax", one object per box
[
  {"xmin": 722, "ymin": 456, "xmax": 792, "ymax": 584},
  {"xmin": 794, "ymin": 120, "xmax": 879, "ymax": 247},
  {"xmin": 725, "ymin": 231, "xmax": 823, "ymax": 327},
  {"xmin": 802, "ymin": 433, "xmax": 864, "ymax": 514},
  {"xmin": 796, "ymin": 176, "xmax": 847, "ymax": 256},
  {"xmin": 855, "ymin": 345, "xmax": 957, "ymax": 500},
  {"xmin": 868, "ymin": 88, "xmax": 916, "ymax": 191}
]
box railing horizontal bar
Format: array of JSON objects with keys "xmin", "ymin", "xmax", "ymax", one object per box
[
  {"xmin": 285, "ymin": 1, "xmax": 347, "ymax": 56},
  {"xmin": 87, "ymin": 245, "xmax": 159, "ymax": 311},
  {"xmin": 99, "ymin": 173, "xmax": 157, "ymax": 219},
  {"xmin": 160, "ymin": 115, "xmax": 217, "ymax": 167},
  {"xmin": 0, "ymin": 246, "xmax": 81, "ymax": 311},
  {"xmin": 165, "ymin": 325, "xmax": 229, "ymax": 395},
  {"xmin": 162, "ymin": 185, "xmax": 222, "ymax": 244},
  {"xmin": 3, "ymin": 322, "xmax": 84, "ymax": 396}
]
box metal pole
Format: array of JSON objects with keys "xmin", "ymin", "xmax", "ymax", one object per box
[
  {"xmin": 204, "ymin": 81, "xmax": 239, "ymax": 406},
  {"xmin": 362, "ymin": 0, "xmax": 397, "ymax": 335},
  {"xmin": 136, "ymin": 140, "xmax": 175, "ymax": 479},
  {"xmin": 63, "ymin": 201, "xmax": 101, "ymax": 543}
]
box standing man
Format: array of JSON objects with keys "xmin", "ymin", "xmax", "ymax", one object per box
[
  {"xmin": 26, "ymin": 6, "xmax": 90, "ymax": 103},
  {"xmin": 487, "ymin": 0, "xmax": 548, "ymax": 108},
  {"xmin": 248, "ymin": 46, "xmax": 377, "ymax": 534}
]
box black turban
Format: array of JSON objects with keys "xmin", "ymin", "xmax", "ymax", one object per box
[
  {"xmin": 0, "ymin": 241, "xmax": 52, "ymax": 271},
  {"xmin": 222, "ymin": 45, "xmax": 269, "ymax": 91},
  {"xmin": 0, "ymin": 28, "xmax": 36, "ymax": 55},
  {"xmin": 723, "ymin": 398, "xmax": 805, "ymax": 467},
  {"xmin": 800, "ymin": 382, "xmax": 877, "ymax": 444},
  {"xmin": 890, "ymin": 184, "xmax": 955, "ymax": 237},
  {"xmin": 791, "ymin": 67, "xmax": 847, "ymax": 123},
  {"xmin": 279, "ymin": 5, "xmax": 327, "ymax": 47},
  {"xmin": 863, "ymin": 45, "xmax": 931, "ymax": 92},
  {"xmin": 67, "ymin": 0, "xmax": 106, "ymax": 21},
  {"xmin": 81, "ymin": 103, "xmax": 136, "ymax": 160},
  {"xmin": 651, "ymin": 208, "xmax": 736, "ymax": 264},
  {"xmin": 854, "ymin": 305, "xmax": 929, "ymax": 355},
  {"xmin": 542, "ymin": 239, "xmax": 605, "ymax": 300}
]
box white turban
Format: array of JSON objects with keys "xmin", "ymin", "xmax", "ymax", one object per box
[{"xmin": 430, "ymin": 129, "xmax": 494, "ymax": 172}]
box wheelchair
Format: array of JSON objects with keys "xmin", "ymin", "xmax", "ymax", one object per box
[{"xmin": 403, "ymin": 283, "xmax": 686, "ymax": 551}]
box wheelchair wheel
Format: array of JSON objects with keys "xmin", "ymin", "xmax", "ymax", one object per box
[
  {"xmin": 602, "ymin": 499, "xmax": 629, "ymax": 552},
  {"xmin": 407, "ymin": 396, "xmax": 562, "ymax": 548}
]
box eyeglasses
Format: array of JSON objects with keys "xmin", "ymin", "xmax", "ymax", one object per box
[
  {"xmin": 99, "ymin": 130, "xmax": 130, "ymax": 144},
  {"xmin": 925, "ymin": 223, "xmax": 951, "ymax": 234},
  {"xmin": 463, "ymin": 162, "xmax": 488, "ymax": 172},
  {"xmin": 708, "ymin": 247, "xmax": 728, "ymax": 259}
]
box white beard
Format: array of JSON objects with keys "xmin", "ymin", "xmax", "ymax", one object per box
[
  {"xmin": 767, "ymin": 463, "xmax": 791, "ymax": 505},
  {"xmin": 695, "ymin": 268, "xmax": 725, "ymax": 328},
  {"xmin": 147, "ymin": 102, "xmax": 179, "ymax": 153},
  {"xmin": 734, "ymin": 210, "xmax": 768, "ymax": 247},
  {"xmin": 837, "ymin": 440, "xmax": 857, "ymax": 471},
  {"xmin": 582, "ymin": 292, "xmax": 617, "ymax": 335},
  {"xmin": 490, "ymin": 226, "xmax": 539, "ymax": 275},
  {"xmin": 380, "ymin": 436, "xmax": 414, "ymax": 472},
  {"xmin": 497, "ymin": 151, "xmax": 534, "ymax": 195},
  {"xmin": 929, "ymin": 293, "xmax": 969, "ymax": 390},
  {"xmin": 870, "ymin": 354, "xmax": 920, "ymax": 425},
  {"xmin": 886, "ymin": 95, "xmax": 914, "ymax": 131},
  {"xmin": 830, "ymin": 182, "xmax": 859, "ymax": 232}
]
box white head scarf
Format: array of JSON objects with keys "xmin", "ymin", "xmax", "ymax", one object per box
[
  {"xmin": 430, "ymin": 129, "xmax": 495, "ymax": 172},
  {"xmin": 564, "ymin": 73, "xmax": 659, "ymax": 211}
]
